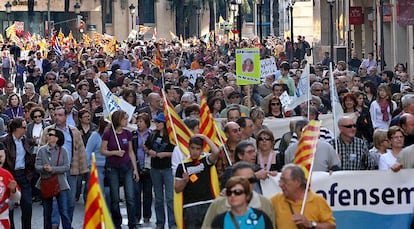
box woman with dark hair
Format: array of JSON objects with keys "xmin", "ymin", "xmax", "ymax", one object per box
[
  {"xmin": 132, "ymin": 113, "xmax": 153, "ymax": 224},
  {"xmin": 266, "ymin": 96, "xmax": 284, "ymax": 118},
  {"xmin": 77, "ymin": 109, "xmax": 97, "ymax": 146},
  {"xmin": 211, "ymin": 176, "xmax": 274, "ymax": 229},
  {"xmin": 100, "ymin": 110, "xmax": 139, "ymax": 229},
  {"xmin": 208, "ymin": 96, "xmax": 224, "ymax": 118},
  {"xmin": 256, "ymin": 129, "xmax": 284, "ymax": 173},
  {"xmin": 370, "ymin": 84, "xmax": 396, "ymax": 129},
  {"xmin": 85, "ymin": 117, "xmax": 109, "ymax": 203},
  {"xmin": 36, "ymin": 128, "xmax": 71, "ymax": 229},
  {"xmin": 50, "ymin": 90, "xmax": 62, "ymax": 103},
  {"xmin": 5, "ymin": 93, "xmax": 24, "ymax": 120},
  {"xmin": 193, "ymin": 77, "xmax": 205, "ymax": 94},
  {"xmin": 363, "ymin": 80, "xmax": 377, "ymax": 107},
  {"xmin": 144, "ymin": 112, "xmax": 176, "ymax": 229},
  {"xmin": 342, "ymin": 92, "xmax": 373, "ymax": 143}
]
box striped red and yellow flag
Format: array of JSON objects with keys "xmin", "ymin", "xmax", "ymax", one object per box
[
  {"xmin": 199, "ymin": 92, "xmax": 226, "ymax": 147},
  {"xmin": 162, "ymin": 92, "xmax": 193, "ymax": 157},
  {"xmin": 58, "ymin": 28, "xmax": 64, "ymax": 46},
  {"xmin": 83, "ymin": 154, "xmax": 114, "ymax": 229},
  {"xmin": 293, "ymin": 120, "xmax": 321, "ymax": 179}
]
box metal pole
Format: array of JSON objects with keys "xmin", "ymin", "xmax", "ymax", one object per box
[
  {"xmin": 289, "ymin": 4, "xmax": 295, "ymax": 44},
  {"xmin": 330, "ymin": 2, "xmax": 334, "ymax": 63},
  {"xmin": 131, "ymin": 14, "xmax": 134, "ymax": 30},
  {"xmin": 47, "ymin": 0, "xmax": 51, "ymax": 39},
  {"xmin": 259, "ymin": 4, "xmax": 263, "ymax": 43},
  {"xmin": 7, "ymin": 13, "xmax": 10, "ymax": 27},
  {"xmin": 238, "ymin": 4, "xmax": 242, "ymax": 41},
  {"xmin": 379, "ymin": 0, "xmax": 385, "ymax": 71}
]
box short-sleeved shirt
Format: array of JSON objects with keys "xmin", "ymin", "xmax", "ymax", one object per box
[
  {"xmin": 329, "ymin": 137, "xmax": 374, "ymax": 170},
  {"xmin": 175, "ymin": 156, "xmax": 214, "ymax": 207},
  {"xmin": 102, "ymin": 129, "xmax": 132, "ymax": 168},
  {"xmin": 271, "ymin": 192, "xmax": 335, "ymax": 229}
]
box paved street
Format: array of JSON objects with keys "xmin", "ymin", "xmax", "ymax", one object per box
[{"xmin": 12, "ymin": 196, "xmax": 158, "ymax": 228}]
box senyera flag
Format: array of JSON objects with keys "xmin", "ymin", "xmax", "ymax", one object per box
[
  {"xmin": 199, "ymin": 91, "xmax": 227, "ymax": 148},
  {"xmin": 83, "ymin": 153, "xmax": 114, "ymax": 229},
  {"xmin": 293, "ymin": 120, "xmax": 321, "ymax": 180}
]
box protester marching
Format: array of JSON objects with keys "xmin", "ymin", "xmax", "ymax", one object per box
[{"xmin": 0, "ymin": 21, "xmax": 413, "ymax": 229}]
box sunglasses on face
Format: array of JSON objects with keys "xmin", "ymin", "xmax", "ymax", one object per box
[
  {"xmin": 271, "ymin": 102, "xmax": 280, "ymax": 106},
  {"xmin": 342, "ymin": 124, "xmax": 357, "ymax": 128},
  {"xmin": 226, "ymin": 188, "xmax": 245, "ymax": 197},
  {"xmin": 48, "ymin": 133, "xmax": 56, "ymax": 137},
  {"xmin": 48, "ymin": 78, "xmax": 56, "ymax": 80},
  {"xmin": 258, "ymin": 137, "xmax": 272, "ymax": 142},
  {"xmin": 33, "ymin": 115, "xmax": 42, "ymax": 118}
]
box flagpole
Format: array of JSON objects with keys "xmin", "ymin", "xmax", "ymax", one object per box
[
  {"xmin": 329, "ymin": 63, "xmax": 340, "ymax": 155},
  {"xmin": 306, "ymin": 64, "xmax": 310, "ymax": 120},
  {"xmin": 177, "ymin": 50, "xmax": 184, "ymax": 70},
  {"xmin": 162, "ymin": 90, "xmax": 187, "ymax": 173},
  {"xmin": 110, "ymin": 122, "xmax": 122, "ymax": 151},
  {"xmin": 214, "ymin": 122, "xmax": 232, "ymax": 166},
  {"xmin": 300, "ymin": 150, "xmax": 315, "ymax": 215}
]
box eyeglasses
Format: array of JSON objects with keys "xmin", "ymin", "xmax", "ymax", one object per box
[
  {"xmin": 258, "ymin": 137, "xmax": 272, "ymax": 142},
  {"xmin": 226, "ymin": 189, "xmax": 245, "ymax": 197},
  {"xmin": 49, "ymin": 107, "xmax": 55, "ymax": 110},
  {"xmin": 48, "ymin": 133, "xmax": 56, "ymax": 137},
  {"xmin": 83, "ymin": 101, "xmax": 89, "ymax": 104},
  {"xmin": 47, "ymin": 78, "xmax": 56, "ymax": 80},
  {"xmin": 341, "ymin": 124, "xmax": 357, "ymax": 128},
  {"xmin": 313, "ymin": 89, "xmax": 322, "ymax": 92},
  {"xmin": 33, "ymin": 115, "xmax": 42, "ymax": 118},
  {"xmin": 271, "ymin": 102, "xmax": 280, "ymax": 106},
  {"xmin": 323, "ymin": 82, "xmax": 329, "ymax": 85}
]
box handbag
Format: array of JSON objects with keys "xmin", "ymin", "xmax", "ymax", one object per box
[{"xmin": 40, "ymin": 147, "xmax": 61, "ymax": 199}]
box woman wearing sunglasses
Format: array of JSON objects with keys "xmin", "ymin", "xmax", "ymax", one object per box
[
  {"xmin": 265, "ymin": 96, "xmax": 284, "ymax": 118},
  {"xmin": 256, "ymin": 129, "xmax": 283, "ymax": 177},
  {"xmin": 35, "ymin": 128, "xmax": 71, "ymax": 229},
  {"xmin": 211, "ymin": 176, "xmax": 274, "ymax": 229}
]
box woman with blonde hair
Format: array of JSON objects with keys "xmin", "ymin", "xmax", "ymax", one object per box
[
  {"xmin": 369, "ymin": 129, "xmax": 390, "ymax": 169},
  {"xmin": 370, "ymin": 84, "xmax": 396, "ymax": 129},
  {"xmin": 379, "ymin": 126, "xmax": 405, "ymax": 170}
]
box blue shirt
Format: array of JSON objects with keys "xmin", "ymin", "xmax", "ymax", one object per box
[
  {"xmin": 223, "ymin": 208, "xmax": 267, "ymax": 229},
  {"xmin": 85, "ymin": 131, "xmax": 105, "ymax": 167},
  {"xmin": 13, "ymin": 135, "xmax": 25, "ymax": 170},
  {"xmin": 56, "ymin": 125, "xmax": 73, "ymax": 163},
  {"xmin": 136, "ymin": 129, "xmax": 151, "ymax": 168}
]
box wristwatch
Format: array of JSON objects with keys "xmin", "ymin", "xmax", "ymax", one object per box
[{"xmin": 311, "ymin": 221, "xmax": 317, "ymax": 229}]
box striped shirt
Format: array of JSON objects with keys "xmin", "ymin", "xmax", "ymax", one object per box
[{"xmin": 329, "ymin": 137, "xmax": 375, "ymax": 170}]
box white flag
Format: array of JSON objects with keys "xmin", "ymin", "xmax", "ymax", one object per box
[
  {"xmin": 329, "ymin": 63, "xmax": 344, "ymax": 137},
  {"xmin": 285, "ymin": 64, "xmax": 310, "ymax": 111},
  {"xmin": 97, "ymin": 78, "xmax": 135, "ymax": 123}
]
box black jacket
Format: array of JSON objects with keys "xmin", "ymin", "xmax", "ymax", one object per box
[{"xmin": 0, "ymin": 134, "xmax": 35, "ymax": 179}]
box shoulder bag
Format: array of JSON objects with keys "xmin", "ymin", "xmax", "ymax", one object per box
[{"xmin": 40, "ymin": 147, "xmax": 61, "ymax": 199}]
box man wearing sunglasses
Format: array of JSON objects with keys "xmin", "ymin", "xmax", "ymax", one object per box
[
  {"xmin": 329, "ymin": 116, "xmax": 375, "ymax": 170},
  {"xmin": 201, "ymin": 162, "xmax": 275, "ymax": 228}
]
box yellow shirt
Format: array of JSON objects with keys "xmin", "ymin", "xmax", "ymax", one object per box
[{"xmin": 270, "ymin": 191, "xmax": 335, "ymax": 229}]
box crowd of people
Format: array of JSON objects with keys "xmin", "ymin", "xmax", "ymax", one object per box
[{"xmin": 0, "ymin": 33, "xmax": 411, "ymax": 229}]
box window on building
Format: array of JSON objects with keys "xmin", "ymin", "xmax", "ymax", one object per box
[
  {"xmin": 105, "ymin": 0, "xmax": 113, "ymax": 24},
  {"xmin": 139, "ymin": 0, "xmax": 155, "ymax": 24},
  {"xmin": 244, "ymin": 0, "xmax": 254, "ymax": 23}
]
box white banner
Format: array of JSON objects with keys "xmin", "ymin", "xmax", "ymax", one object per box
[
  {"xmin": 260, "ymin": 57, "xmax": 277, "ymax": 78},
  {"xmin": 261, "ymin": 169, "xmax": 414, "ymax": 228},
  {"xmin": 182, "ymin": 69, "xmax": 203, "ymax": 87}
]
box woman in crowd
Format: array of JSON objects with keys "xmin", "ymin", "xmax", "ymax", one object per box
[
  {"xmin": 250, "ymin": 107, "xmax": 267, "ymax": 138},
  {"xmin": 21, "ymin": 82, "xmax": 41, "ymax": 105},
  {"xmin": 36, "ymin": 128, "xmax": 71, "ymax": 229},
  {"xmin": 342, "ymin": 92, "xmax": 373, "ymax": 143},
  {"xmin": 77, "ymin": 109, "xmax": 97, "ymax": 146},
  {"xmin": 369, "ymin": 129, "xmax": 390, "ymax": 169},
  {"xmin": 5, "ymin": 93, "xmax": 24, "ymax": 120},
  {"xmin": 50, "ymin": 91, "xmax": 62, "ymax": 104},
  {"xmin": 379, "ymin": 126, "xmax": 405, "ymax": 170},
  {"xmin": 211, "ymin": 176, "xmax": 274, "ymax": 229},
  {"xmin": 208, "ymin": 96, "xmax": 224, "ymax": 118},
  {"xmin": 256, "ymin": 129, "xmax": 283, "ymax": 174},
  {"xmin": 370, "ymin": 84, "xmax": 396, "ymax": 129},
  {"xmin": 363, "ymin": 80, "xmax": 377, "ymax": 107},
  {"xmin": 132, "ymin": 113, "xmax": 153, "ymax": 224},
  {"xmin": 354, "ymin": 91, "xmax": 368, "ymax": 112},
  {"xmin": 144, "ymin": 113, "xmax": 176, "ymax": 229},
  {"xmin": 85, "ymin": 117, "xmax": 110, "ymax": 204},
  {"xmin": 100, "ymin": 110, "xmax": 139, "ymax": 229},
  {"xmin": 45, "ymin": 101, "xmax": 60, "ymax": 125},
  {"xmin": 266, "ymin": 96, "xmax": 284, "ymax": 118}
]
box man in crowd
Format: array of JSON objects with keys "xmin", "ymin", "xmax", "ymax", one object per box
[
  {"xmin": 271, "ymin": 164, "xmax": 336, "ymax": 229},
  {"xmin": 40, "ymin": 106, "xmax": 88, "ymax": 226},
  {"xmin": 138, "ymin": 92, "xmax": 162, "ymax": 120},
  {"xmin": 236, "ymin": 117, "xmax": 256, "ymax": 144},
  {"xmin": 329, "ymin": 116, "xmax": 375, "ymax": 170},
  {"xmin": 174, "ymin": 134, "xmax": 220, "ymax": 229},
  {"xmin": 0, "ymin": 118, "xmax": 34, "ymax": 229},
  {"xmin": 216, "ymin": 122, "xmax": 241, "ymax": 180}
]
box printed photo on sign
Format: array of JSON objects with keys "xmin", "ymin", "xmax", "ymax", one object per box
[{"xmin": 242, "ymin": 58, "xmax": 254, "ymax": 73}]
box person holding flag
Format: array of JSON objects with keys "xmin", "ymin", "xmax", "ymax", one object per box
[
  {"xmin": 270, "ymin": 164, "xmax": 336, "ymax": 229},
  {"xmin": 174, "ymin": 134, "xmax": 220, "ymax": 229},
  {"xmin": 100, "ymin": 110, "xmax": 139, "ymax": 229}
]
